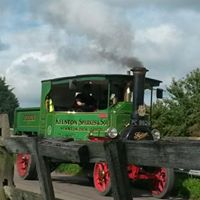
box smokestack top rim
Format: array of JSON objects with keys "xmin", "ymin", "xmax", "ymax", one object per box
[{"xmin": 130, "ymin": 67, "xmax": 148, "ymax": 74}]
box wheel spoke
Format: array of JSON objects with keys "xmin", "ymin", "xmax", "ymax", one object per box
[
  {"xmin": 158, "ymin": 182, "xmax": 164, "ymax": 192},
  {"xmin": 98, "ymin": 163, "xmax": 103, "ymax": 171},
  {"xmin": 151, "ymin": 168, "xmax": 167, "ymax": 196}
]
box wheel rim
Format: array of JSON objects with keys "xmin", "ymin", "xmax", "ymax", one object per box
[
  {"xmin": 16, "ymin": 153, "xmax": 31, "ymax": 177},
  {"xmin": 93, "ymin": 162, "xmax": 110, "ymax": 193},
  {"xmin": 152, "ymin": 168, "xmax": 167, "ymax": 196}
]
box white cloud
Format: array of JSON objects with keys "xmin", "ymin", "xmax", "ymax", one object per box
[
  {"xmin": 12, "ymin": 52, "xmax": 56, "ymax": 66},
  {"xmin": 135, "ymin": 24, "xmax": 182, "ymax": 62},
  {"xmin": 1, "ymin": 0, "xmax": 200, "ymax": 107},
  {"xmin": 134, "ymin": 23, "xmax": 200, "ymax": 84},
  {"xmin": 5, "ymin": 52, "xmax": 57, "ymax": 107},
  {"xmin": 5, "ymin": 46, "xmax": 125, "ymax": 107},
  {"xmin": 136, "ymin": 24, "xmax": 181, "ymax": 45}
]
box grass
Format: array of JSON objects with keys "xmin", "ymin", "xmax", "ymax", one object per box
[{"xmin": 55, "ymin": 163, "xmax": 82, "ymax": 175}]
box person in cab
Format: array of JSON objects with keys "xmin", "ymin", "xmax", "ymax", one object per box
[{"xmin": 73, "ymin": 84, "xmax": 97, "ymax": 112}]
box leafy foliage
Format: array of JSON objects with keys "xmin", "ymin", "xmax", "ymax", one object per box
[
  {"xmin": 152, "ymin": 68, "xmax": 200, "ymax": 137},
  {"xmin": 172, "ymin": 174, "xmax": 200, "ymax": 200},
  {"xmin": 0, "ymin": 77, "xmax": 19, "ymax": 126}
]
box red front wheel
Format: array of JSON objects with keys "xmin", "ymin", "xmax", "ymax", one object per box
[
  {"xmin": 16, "ymin": 153, "xmax": 37, "ymax": 180},
  {"xmin": 93, "ymin": 162, "xmax": 112, "ymax": 196},
  {"xmin": 151, "ymin": 168, "xmax": 174, "ymax": 199}
]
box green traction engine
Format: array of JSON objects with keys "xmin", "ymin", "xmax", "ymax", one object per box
[{"xmin": 14, "ymin": 67, "xmax": 174, "ymax": 198}]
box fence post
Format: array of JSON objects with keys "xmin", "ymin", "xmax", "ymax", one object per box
[
  {"xmin": 0, "ymin": 114, "xmax": 10, "ymax": 138},
  {"xmin": 0, "ymin": 113, "xmax": 14, "ymax": 188},
  {"xmin": 0, "ymin": 188, "xmax": 7, "ymax": 199},
  {"xmin": 104, "ymin": 140, "xmax": 132, "ymax": 200},
  {"xmin": 32, "ymin": 138, "xmax": 55, "ymax": 200},
  {"xmin": 0, "ymin": 114, "xmax": 14, "ymax": 199},
  {"xmin": 0, "ymin": 146, "xmax": 14, "ymax": 199}
]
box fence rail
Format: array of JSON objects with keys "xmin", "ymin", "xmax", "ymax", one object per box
[{"xmin": 1, "ymin": 113, "xmax": 200, "ymax": 200}]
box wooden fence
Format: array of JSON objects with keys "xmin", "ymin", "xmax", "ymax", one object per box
[{"xmin": 1, "ymin": 113, "xmax": 200, "ymax": 200}]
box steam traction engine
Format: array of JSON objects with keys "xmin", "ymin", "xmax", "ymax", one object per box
[{"xmin": 14, "ymin": 67, "xmax": 174, "ymax": 198}]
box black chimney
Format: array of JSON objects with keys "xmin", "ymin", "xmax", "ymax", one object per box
[{"xmin": 131, "ymin": 67, "xmax": 148, "ymax": 125}]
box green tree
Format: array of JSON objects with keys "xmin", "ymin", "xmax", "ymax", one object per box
[
  {"xmin": 0, "ymin": 77, "xmax": 19, "ymax": 127},
  {"xmin": 152, "ymin": 68, "xmax": 200, "ymax": 137}
]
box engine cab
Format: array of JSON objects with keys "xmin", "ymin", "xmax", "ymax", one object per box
[{"xmin": 39, "ymin": 71, "xmax": 162, "ymax": 140}]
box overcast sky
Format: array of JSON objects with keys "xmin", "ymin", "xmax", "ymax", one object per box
[{"xmin": 0, "ymin": 0, "xmax": 200, "ymax": 106}]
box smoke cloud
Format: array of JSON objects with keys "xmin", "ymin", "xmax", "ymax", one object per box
[
  {"xmin": 30, "ymin": 0, "xmax": 142, "ymax": 69},
  {"xmin": 99, "ymin": 50, "xmax": 143, "ymax": 68}
]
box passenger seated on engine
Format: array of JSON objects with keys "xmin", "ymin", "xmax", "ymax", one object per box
[{"xmin": 73, "ymin": 84, "xmax": 97, "ymax": 112}]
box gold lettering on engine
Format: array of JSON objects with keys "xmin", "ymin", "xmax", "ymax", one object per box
[
  {"xmin": 133, "ymin": 132, "xmax": 149, "ymax": 140},
  {"xmin": 24, "ymin": 114, "xmax": 35, "ymax": 121}
]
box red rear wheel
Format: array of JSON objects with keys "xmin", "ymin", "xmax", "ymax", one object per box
[
  {"xmin": 16, "ymin": 153, "xmax": 30, "ymax": 177},
  {"xmin": 93, "ymin": 162, "xmax": 111, "ymax": 196},
  {"xmin": 151, "ymin": 168, "xmax": 174, "ymax": 199},
  {"xmin": 16, "ymin": 153, "xmax": 37, "ymax": 180}
]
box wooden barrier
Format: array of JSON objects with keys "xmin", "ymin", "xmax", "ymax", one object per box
[
  {"xmin": 0, "ymin": 113, "xmax": 89, "ymax": 200},
  {"xmin": 1, "ymin": 113, "xmax": 200, "ymax": 200},
  {"xmin": 2, "ymin": 137, "xmax": 90, "ymax": 200},
  {"xmin": 3, "ymin": 138, "xmax": 200, "ymax": 200},
  {"xmin": 0, "ymin": 114, "xmax": 60, "ymax": 200}
]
